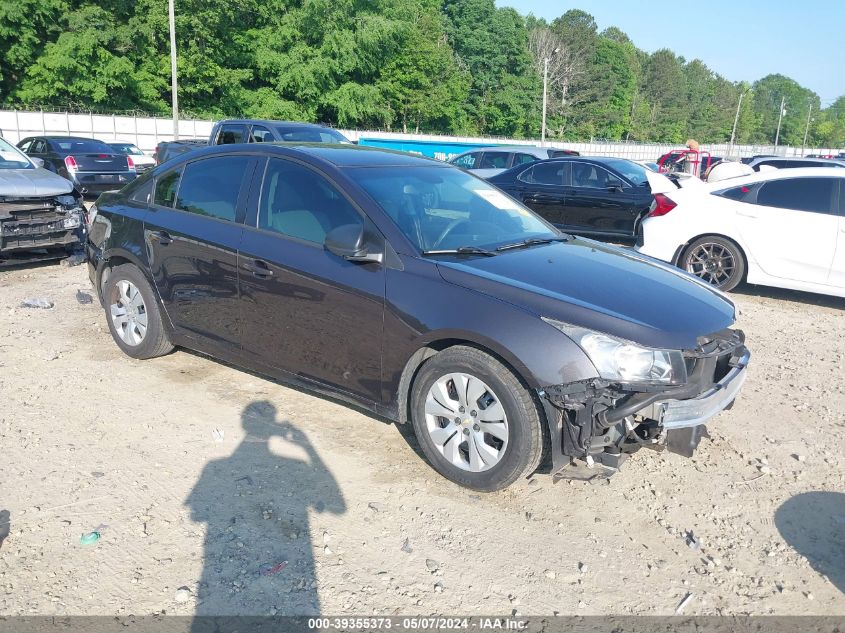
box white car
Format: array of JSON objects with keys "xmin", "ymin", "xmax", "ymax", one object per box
[
  {"xmin": 636, "ymin": 167, "xmax": 845, "ymax": 297},
  {"xmin": 106, "ymin": 141, "xmax": 156, "ymax": 173}
]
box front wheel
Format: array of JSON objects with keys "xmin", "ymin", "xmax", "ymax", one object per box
[
  {"xmin": 681, "ymin": 236, "xmax": 745, "ymax": 291},
  {"xmin": 410, "ymin": 346, "xmax": 544, "ymax": 492}
]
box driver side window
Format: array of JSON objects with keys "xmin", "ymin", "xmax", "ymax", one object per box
[{"xmin": 258, "ymin": 159, "xmax": 362, "ymax": 244}]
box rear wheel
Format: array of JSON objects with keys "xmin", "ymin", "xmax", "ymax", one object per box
[
  {"xmin": 103, "ymin": 264, "xmax": 173, "ymax": 359},
  {"xmin": 681, "ymin": 236, "xmax": 745, "ymax": 291},
  {"xmin": 410, "ymin": 346, "xmax": 543, "ymax": 492}
]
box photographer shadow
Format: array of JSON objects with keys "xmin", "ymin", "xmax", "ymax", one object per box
[{"xmin": 185, "ymin": 400, "xmax": 346, "ymax": 617}]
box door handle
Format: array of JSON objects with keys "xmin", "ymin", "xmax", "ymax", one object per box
[
  {"xmin": 148, "ymin": 230, "xmax": 172, "ymax": 246},
  {"xmin": 242, "ymin": 259, "xmax": 274, "ymax": 278},
  {"xmin": 736, "ymin": 210, "xmax": 759, "ymax": 219}
]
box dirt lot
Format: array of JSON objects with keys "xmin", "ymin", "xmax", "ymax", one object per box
[{"xmin": 0, "ymin": 262, "xmax": 843, "ymax": 616}]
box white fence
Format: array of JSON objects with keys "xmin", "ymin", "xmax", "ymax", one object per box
[{"xmin": 0, "ymin": 108, "xmax": 840, "ymax": 160}]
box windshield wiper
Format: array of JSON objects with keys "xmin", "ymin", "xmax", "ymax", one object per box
[
  {"xmin": 422, "ymin": 246, "xmax": 498, "ymax": 257},
  {"xmin": 495, "ymin": 236, "xmax": 570, "ymax": 252}
]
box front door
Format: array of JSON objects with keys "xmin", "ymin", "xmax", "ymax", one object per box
[
  {"xmin": 734, "ymin": 176, "xmax": 838, "ymax": 284},
  {"xmin": 144, "ymin": 155, "xmax": 257, "ymax": 349},
  {"xmin": 565, "ymin": 163, "xmax": 640, "ymax": 237},
  {"xmin": 238, "ymin": 157, "xmax": 385, "ymax": 402}
]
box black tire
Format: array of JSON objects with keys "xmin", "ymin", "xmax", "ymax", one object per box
[
  {"xmin": 102, "ymin": 263, "xmax": 173, "ymax": 359},
  {"xmin": 410, "ymin": 346, "xmax": 544, "ymax": 492},
  {"xmin": 681, "ymin": 235, "xmax": 746, "ymax": 292}
]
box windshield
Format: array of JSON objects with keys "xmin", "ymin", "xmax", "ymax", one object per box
[
  {"xmin": 598, "ymin": 158, "xmax": 649, "ymax": 186},
  {"xmin": 0, "ymin": 138, "xmax": 34, "ymax": 169},
  {"xmin": 276, "ymin": 126, "xmax": 351, "ymax": 144},
  {"xmin": 353, "ymin": 166, "xmax": 560, "ymax": 252},
  {"xmin": 110, "ymin": 143, "xmax": 144, "ymax": 156}
]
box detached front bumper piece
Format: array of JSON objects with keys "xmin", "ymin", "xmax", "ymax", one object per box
[{"xmin": 539, "ymin": 329, "xmax": 750, "ymax": 481}]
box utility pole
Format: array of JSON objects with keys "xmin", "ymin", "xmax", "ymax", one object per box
[
  {"xmin": 801, "ymin": 102, "xmax": 813, "ymax": 155},
  {"xmin": 168, "ymin": 0, "xmax": 179, "ymax": 140},
  {"xmin": 541, "ymin": 47, "xmax": 559, "ymax": 147},
  {"xmin": 728, "ymin": 89, "xmax": 748, "ymax": 158},
  {"xmin": 774, "ymin": 96, "xmax": 786, "ymax": 150}
]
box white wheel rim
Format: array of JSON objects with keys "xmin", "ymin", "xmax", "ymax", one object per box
[
  {"xmin": 109, "ymin": 280, "xmax": 148, "ymax": 346},
  {"xmin": 424, "ymin": 373, "xmax": 509, "ymax": 473}
]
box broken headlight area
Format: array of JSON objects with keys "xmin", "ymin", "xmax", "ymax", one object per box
[
  {"xmin": 539, "ymin": 328, "xmax": 749, "ymax": 482},
  {"xmin": 0, "ymin": 195, "xmax": 86, "ymax": 252}
]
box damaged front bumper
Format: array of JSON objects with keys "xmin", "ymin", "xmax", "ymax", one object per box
[
  {"xmin": 539, "ymin": 329, "xmax": 750, "ymax": 481},
  {"xmin": 0, "ymin": 195, "xmax": 86, "ymax": 256}
]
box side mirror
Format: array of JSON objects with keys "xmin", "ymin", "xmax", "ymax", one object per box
[
  {"xmin": 325, "ymin": 224, "xmax": 383, "ymax": 264},
  {"xmin": 32, "ymin": 157, "xmax": 45, "ymax": 168}
]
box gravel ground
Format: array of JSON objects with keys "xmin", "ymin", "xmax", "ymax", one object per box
[{"xmin": 0, "ymin": 261, "xmax": 843, "ymax": 616}]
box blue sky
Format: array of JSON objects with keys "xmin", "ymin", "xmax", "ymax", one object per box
[{"xmin": 496, "ymin": 0, "xmax": 844, "ymax": 104}]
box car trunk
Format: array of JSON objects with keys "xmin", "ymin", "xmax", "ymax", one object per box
[{"xmin": 71, "ymin": 153, "xmax": 129, "ymax": 172}]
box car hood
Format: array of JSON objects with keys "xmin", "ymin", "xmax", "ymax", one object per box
[
  {"xmin": 435, "ymin": 239, "xmax": 736, "ymax": 350},
  {"xmin": 0, "ymin": 168, "xmax": 74, "ymax": 197}
]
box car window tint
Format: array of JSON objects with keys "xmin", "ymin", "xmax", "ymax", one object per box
[
  {"xmin": 521, "ymin": 162, "xmax": 566, "ymax": 185},
  {"xmin": 216, "ymin": 124, "xmax": 247, "ymax": 144},
  {"xmin": 478, "ymin": 152, "xmax": 511, "ymax": 169},
  {"xmin": 130, "ymin": 179, "xmax": 154, "ymax": 204},
  {"xmin": 31, "ymin": 140, "xmax": 46, "ymax": 153},
  {"xmin": 755, "ymin": 178, "xmax": 834, "ymax": 213},
  {"xmin": 572, "ymin": 163, "xmax": 621, "ymax": 189},
  {"xmin": 17, "ymin": 139, "xmax": 32, "ymax": 152},
  {"xmin": 250, "ymin": 125, "xmax": 273, "ymax": 143},
  {"xmin": 154, "ymin": 169, "xmax": 182, "ymax": 207},
  {"xmin": 715, "ymin": 185, "xmax": 752, "ymax": 201},
  {"xmin": 513, "ymin": 153, "xmax": 539, "ymax": 166},
  {"xmin": 175, "ymin": 156, "xmax": 251, "ymax": 222},
  {"xmin": 51, "ymin": 139, "xmax": 112, "ymax": 153},
  {"xmin": 452, "ymin": 153, "xmax": 479, "ymax": 168},
  {"xmin": 259, "ymin": 158, "xmax": 361, "ymax": 244}
]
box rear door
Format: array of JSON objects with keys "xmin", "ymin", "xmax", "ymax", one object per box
[
  {"xmin": 512, "ymin": 161, "xmax": 569, "ymax": 226},
  {"xmin": 734, "ymin": 176, "xmax": 838, "ymax": 284},
  {"xmin": 565, "ymin": 163, "xmax": 642, "ymax": 237},
  {"xmin": 238, "ymin": 157, "xmax": 385, "ymax": 401},
  {"xmin": 144, "ymin": 154, "xmax": 258, "ymax": 350}
]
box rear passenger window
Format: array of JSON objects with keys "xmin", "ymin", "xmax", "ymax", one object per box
[
  {"xmin": 249, "ymin": 125, "xmax": 273, "ymax": 143},
  {"xmin": 714, "ymin": 185, "xmax": 752, "ymax": 201},
  {"xmin": 755, "ymin": 177, "xmax": 835, "ymax": 213},
  {"xmin": 175, "ymin": 156, "xmax": 252, "ymax": 222},
  {"xmin": 154, "ymin": 169, "xmax": 181, "ymax": 207},
  {"xmin": 513, "ymin": 153, "xmax": 539, "ymax": 166},
  {"xmin": 258, "ymin": 158, "xmax": 361, "ymax": 244},
  {"xmin": 519, "ymin": 162, "xmax": 566, "ymax": 185}
]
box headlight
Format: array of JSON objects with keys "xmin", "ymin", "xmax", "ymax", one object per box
[
  {"xmin": 543, "ymin": 318, "xmax": 687, "ymax": 384},
  {"xmin": 63, "ymin": 214, "xmax": 81, "ymax": 229}
]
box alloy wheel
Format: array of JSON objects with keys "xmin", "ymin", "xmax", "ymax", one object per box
[
  {"xmin": 686, "ymin": 242, "xmax": 736, "ymax": 287},
  {"xmin": 423, "ymin": 373, "xmax": 509, "ymax": 472}
]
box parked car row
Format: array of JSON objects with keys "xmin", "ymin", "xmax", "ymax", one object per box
[{"xmin": 86, "ymin": 142, "xmax": 750, "ymax": 491}]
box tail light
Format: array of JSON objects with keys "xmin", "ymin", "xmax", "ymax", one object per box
[
  {"xmin": 127, "ymin": 156, "xmax": 135, "ymax": 171},
  {"xmin": 648, "ymin": 193, "xmax": 677, "ymax": 218},
  {"xmin": 64, "ymin": 155, "xmax": 78, "ymax": 172}
]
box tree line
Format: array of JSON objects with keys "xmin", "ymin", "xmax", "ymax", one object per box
[{"xmin": 1, "ymin": 0, "xmax": 843, "ymax": 147}]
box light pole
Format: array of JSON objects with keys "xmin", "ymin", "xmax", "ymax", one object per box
[
  {"xmin": 541, "ymin": 47, "xmax": 559, "ymax": 147},
  {"xmin": 168, "ymin": 0, "xmax": 179, "ymax": 140},
  {"xmin": 774, "ymin": 96, "xmax": 786, "ymax": 151},
  {"xmin": 728, "ymin": 88, "xmax": 750, "ymax": 158},
  {"xmin": 801, "ymin": 102, "xmax": 813, "ymax": 156}
]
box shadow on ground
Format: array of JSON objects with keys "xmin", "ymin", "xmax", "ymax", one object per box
[
  {"xmin": 186, "ymin": 400, "xmax": 346, "ymax": 616},
  {"xmin": 733, "ymin": 283, "xmax": 845, "ymax": 310},
  {"xmin": 775, "ymin": 491, "xmax": 845, "ymax": 594}
]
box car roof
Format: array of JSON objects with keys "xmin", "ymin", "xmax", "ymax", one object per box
[
  {"xmin": 451, "ymin": 146, "xmax": 552, "ymax": 158},
  {"xmin": 706, "ymin": 167, "xmax": 845, "ymax": 189},
  {"xmin": 749, "ymin": 156, "xmax": 845, "ymax": 165},
  {"xmin": 42, "ymin": 136, "xmax": 107, "ymax": 141},
  {"xmin": 216, "ymin": 119, "xmax": 334, "ymax": 130},
  {"xmin": 164, "ymin": 142, "xmax": 444, "ymax": 169}
]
